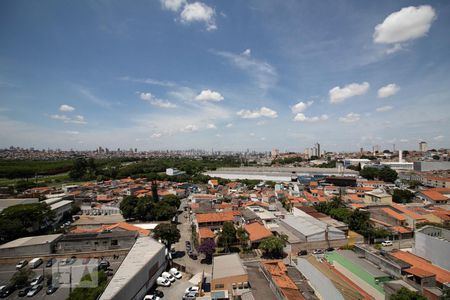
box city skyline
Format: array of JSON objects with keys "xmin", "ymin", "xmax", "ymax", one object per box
[{"xmin": 1, "ymin": 1, "xmax": 450, "ymax": 151}]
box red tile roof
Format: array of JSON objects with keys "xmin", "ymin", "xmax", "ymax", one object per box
[
  {"xmin": 261, "ymin": 261, "xmax": 304, "ymax": 300},
  {"xmin": 196, "ymin": 211, "xmax": 238, "ymax": 224},
  {"xmin": 244, "ymin": 222, "xmax": 272, "ymax": 242},
  {"xmin": 420, "ymin": 190, "xmax": 448, "ymax": 202},
  {"xmin": 390, "ymin": 251, "xmax": 450, "ymax": 285},
  {"xmin": 381, "ymin": 207, "xmax": 407, "ymax": 221},
  {"xmin": 198, "ymin": 227, "xmax": 215, "ymax": 239}
]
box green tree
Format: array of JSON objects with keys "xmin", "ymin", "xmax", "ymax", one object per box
[
  {"xmin": 0, "ymin": 202, "xmax": 54, "ymax": 232},
  {"xmin": 360, "ymin": 167, "xmax": 379, "ymax": 180},
  {"xmin": 153, "ymin": 223, "xmax": 180, "ymax": 249},
  {"xmin": 390, "ymin": 287, "xmax": 426, "ymax": 300},
  {"xmin": 69, "ymin": 158, "xmax": 87, "ymax": 180},
  {"xmin": 392, "ymin": 189, "xmax": 415, "ymax": 204},
  {"xmin": 67, "ymin": 271, "xmax": 108, "ymax": 300},
  {"xmin": 10, "ymin": 268, "xmax": 34, "ymax": 287},
  {"xmin": 258, "ymin": 236, "xmax": 286, "ymax": 258},
  {"xmin": 151, "ymin": 180, "xmax": 159, "ymax": 202},
  {"xmin": 119, "ymin": 196, "xmax": 139, "ymax": 220},
  {"xmin": 348, "ymin": 209, "xmax": 371, "ymax": 234},
  {"xmin": 218, "ymin": 221, "xmax": 237, "ymax": 252},
  {"xmin": 378, "ymin": 166, "xmax": 398, "ymax": 182},
  {"xmin": 236, "ymin": 227, "xmax": 249, "ymax": 249}
]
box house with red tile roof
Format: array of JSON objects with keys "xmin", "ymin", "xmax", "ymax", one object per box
[
  {"xmin": 243, "ymin": 222, "xmax": 272, "ymax": 247},
  {"xmin": 417, "ymin": 189, "xmax": 449, "ymax": 205},
  {"xmin": 195, "ymin": 211, "xmax": 240, "ymax": 230},
  {"xmin": 260, "ymin": 261, "xmax": 305, "ymax": 300},
  {"xmin": 198, "ymin": 227, "xmax": 215, "ymax": 244}
]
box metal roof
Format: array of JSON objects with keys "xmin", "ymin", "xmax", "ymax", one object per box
[
  {"xmin": 0, "ymin": 234, "xmax": 62, "ymax": 249},
  {"xmin": 213, "ymin": 253, "xmax": 247, "ymax": 279}
]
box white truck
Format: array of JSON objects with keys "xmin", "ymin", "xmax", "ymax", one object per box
[{"xmin": 29, "ymin": 257, "xmax": 43, "ymax": 269}]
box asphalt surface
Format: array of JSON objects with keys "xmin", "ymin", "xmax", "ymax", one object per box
[{"xmin": 0, "ymin": 256, "xmax": 124, "ymax": 300}]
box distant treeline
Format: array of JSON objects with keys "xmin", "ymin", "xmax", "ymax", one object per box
[{"xmin": 0, "ymin": 160, "xmax": 74, "ymax": 179}]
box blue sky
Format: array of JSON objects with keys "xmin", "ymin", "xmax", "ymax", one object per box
[{"xmin": 1, "ymin": 0, "xmax": 449, "ymax": 152}]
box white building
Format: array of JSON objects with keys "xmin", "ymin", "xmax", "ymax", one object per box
[
  {"xmin": 419, "ymin": 141, "xmax": 428, "ymax": 152},
  {"xmin": 413, "ymin": 226, "xmax": 450, "ymax": 271}
]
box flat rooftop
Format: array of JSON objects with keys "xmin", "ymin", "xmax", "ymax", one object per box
[
  {"xmin": 73, "ymin": 214, "xmax": 125, "ymax": 225},
  {"xmin": 99, "ymin": 237, "xmax": 165, "ymax": 300},
  {"xmin": 0, "ymin": 198, "xmax": 39, "ymax": 211},
  {"xmin": 213, "ymin": 253, "xmax": 247, "ymax": 280},
  {"xmin": 0, "ymin": 234, "xmax": 63, "ymax": 249}
]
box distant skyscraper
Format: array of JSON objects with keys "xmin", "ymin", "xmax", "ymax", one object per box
[
  {"xmin": 271, "ymin": 148, "xmax": 280, "ymax": 158},
  {"xmin": 419, "ymin": 141, "xmax": 428, "ymax": 152},
  {"xmin": 315, "ymin": 142, "xmax": 321, "ymax": 158}
]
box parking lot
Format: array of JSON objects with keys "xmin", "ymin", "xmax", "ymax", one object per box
[
  {"xmin": 155, "ymin": 272, "xmax": 192, "ymax": 300},
  {"xmin": 0, "ymin": 255, "xmax": 124, "ymax": 299}
]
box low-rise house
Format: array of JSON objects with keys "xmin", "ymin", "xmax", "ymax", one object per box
[
  {"xmin": 212, "ymin": 253, "xmax": 249, "ymax": 295},
  {"xmin": 243, "ymin": 222, "xmax": 272, "ymax": 248},
  {"xmin": 364, "ymin": 189, "xmax": 392, "ymax": 205},
  {"xmin": 56, "ymin": 230, "xmax": 137, "ymax": 253},
  {"xmin": 195, "ymin": 211, "xmax": 239, "ymax": 230},
  {"xmin": 417, "ymin": 189, "xmax": 449, "ymax": 205}
]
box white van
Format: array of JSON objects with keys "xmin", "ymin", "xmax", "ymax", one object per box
[{"xmin": 29, "ymin": 257, "xmax": 43, "ymax": 269}]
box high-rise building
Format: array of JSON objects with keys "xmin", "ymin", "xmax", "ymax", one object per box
[
  {"xmin": 315, "ymin": 142, "xmax": 321, "ymax": 158},
  {"xmin": 271, "ymin": 148, "xmax": 279, "ymax": 158},
  {"xmin": 419, "ymin": 141, "xmax": 428, "ymax": 152}
]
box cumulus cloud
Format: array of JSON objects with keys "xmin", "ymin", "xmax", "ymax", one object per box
[
  {"xmin": 151, "ymin": 133, "xmax": 162, "ymax": 138},
  {"xmin": 433, "ymin": 135, "xmax": 444, "ymax": 141},
  {"xmin": 293, "ymin": 113, "xmax": 328, "ymax": 122},
  {"xmin": 378, "ymin": 84, "xmax": 400, "ymax": 98},
  {"xmin": 180, "ymin": 124, "xmax": 199, "ymax": 132},
  {"xmin": 376, "ymin": 105, "xmax": 393, "ymax": 112},
  {"xmin": 329, "ymin": 82, "xmax": 370, "ymax": 103},
  {"xmin": 59, "ymin": 104, "xmax": 75, "ymax": 112},
  {"xmin": 291, "ymin": 101, "xmax": 313, "ymax": 113},
  {"xmin": 225, "ymin": 123, "xmax": 233, "ymax": 128},
  {"xmin": 195, "ymin": 89, "xmax": 224, "ymax": 102},
  {"xmin": 160, "ymin": 0, "xmax": 186, "ymax": 11},
  {"xmin": 212, "ymin": 50, "xmax": 277, "ymax": 91},
  {"xmin": 180, "ymin": 2, "xmax": 217, "ymax": 31},
  {"xmin": 140, "ymin": 92, "xmax": 177, "ymax": 108},
  {"xmin": 339, "ymin": 113, "xmax": 360, "ymax": 123},
  {"xmin": 206, "ymin": 123, "xmax": 217, "ymax": 129},
  {"xmin": 50, "ymin": 114, "xmax": 87, "ymax": 124},
  {"xmin": 373, "ymin": 5, "xmax": 436, "ymax": 44},
  {"xmin": 237, "ymin": 107, "xmax": 278, "ymax": 119},
  {"xmin": 242, "ymin": 49, "xmax": 251, "ymax": 56}
]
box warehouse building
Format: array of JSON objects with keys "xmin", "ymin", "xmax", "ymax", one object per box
[
  {"xmin": 0, "ymin": 234, "xmax": 62, "ymax": 257},
  {"xmin": 99, "ymin": 237, "xmax": 167, "ymax": 300}
]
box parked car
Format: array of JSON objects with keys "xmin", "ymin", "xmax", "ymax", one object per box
[
  {"xmin": 46, "ymin": 258, "xmax": 56, "ymax": 267},
  {"xmin": 152, "ymin": 290, "xmax": 164, "ymax": 298},
  {"xmin": 16, "ymin": 260, "xmax": 28, "ymax": 270},
  {"xmin": 0, "ymin": 285, "xmax": 15, "ymax": 298},
  {"xmin": 326, "ymin": 247, "xmax": 335, "ymax": 252},
  {"xmin": 297, "ymin": 250, "xmax": 308, "ymax": 256},
  {"xmin": 381, "ymin": 240, "xmax": 393, "ymax": 247},
  {"xmin": 169, "ymin": 268, "xmax": 182, "ymax": 279},
  {"xmin": 18, "ymin": 286, "xmax": 32, "ymax": 297},
  {"xmin": 30, "ymin": 275, "xmax": 44, "ymax": 286},
  {"xmin": 67, "ymin": 256, "xmax": 77, "ymax": 265},
  {"xmin": 161, "ymin": 272, "xmax": 176, "ymax": 282},
  {"xmin": 143, "ymin": 294, "xmax": 160, "ymax": 300},
  {"xmin": 156, "ymin": 277, "xmax": 171, "ymax": 287},
  {"xmin": 29, "ymin": 258, "xmax": 43, "ymax": 269},
  {"xmin": 312, "ymin": 249, "xmax": 324, "ymax": 255},
  {"xmin": 46, "ymin": 283, "xmax": 59, "ymax": 295},
  {"xmin": 26, "ymin": 284, "xmax": 42, "ymax": 297},
  {"xmin": 183, "ymin": 291, "xmax": 198, "ymax": 300},
  {"xmin": 184, "ymin": 286, "xmax": 199, "ymax": 294}
]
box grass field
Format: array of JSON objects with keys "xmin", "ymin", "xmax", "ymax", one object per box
[{"xmin": 0, "ymin": 172, "xmax": 72, "ymax": 187}]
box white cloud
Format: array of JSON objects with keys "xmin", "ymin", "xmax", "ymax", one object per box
[
  {"xmin": 249, "ymin": 132, "xmax": 255, "ymax": 137},
  {"xmin": 329, "ymin": 82, "xmax": 370, "ymax": 103},
  {"xmin": 180, "ymin": 2, "xmax": 216, "ymax": 31},
  {"xmin": 50, "ymin": 114, "xmax": 87, "ymax": 124},
  {"xmin": 151, "ymin": 133, "xmax": 162, "ymax": 138},
  {"xmin": 237, "ymin": 107, "xmax": 278, "ymax": 119},
  {"xmin": 226, "ymin": 123, "xmax": 233, "ymax": 128},
  {"xmin": 78, "ymin": 86, "xmax": 111, "ymax": 108},
  {"xmin": 65, "ymin": 131, "xmax": 80, "ymax": 135},
  {"xmin": 242, "ymin": 49, "xmax": 251, "ymax": 56},
  {"xmin": 212, "ymin": 50, "xmax": 277, "ymax": 91},
  {"xmin": 120, "ymin": 76, "xmax": 176, "ymax": 87},
  {"xmin": 59, "ymin": 104, "xmax": 75, "ymax": 112},
  {"xmin": 293, "ymin": 113, "xmax": 328, "ymax": 122},
  {"xmin": 376, "ymin": 105, "xmax": 393, "ymax": 112},
  {"xmin": 160, "ymin": 0, "xmax": 186, "ymax": 11},
  {"xmin": 180, "ymin": 124, "xmax": 199, "ymax": 132},
  {"xmin": 339, "ymin": 113, "xmax": 360, "ymax": 123},
  {"xmin": 206, "ymin": 123, "xmax": 217, "ymax": 129},
  {"xmin": 140, "ymin": 92, "xmax": 177, "ymax": 108},
  {"xmin": 433, "ymin": 135, "xmax": 444, "ymax": 141},
  {"xmin": 400, "ymin": 139, "xmax": 409, "ymax": 143},
  {"xmin": 291, "ymin": 101, "xmax": 313, "ymax": 113},
  {"xmin": 385, "ymin": 44, "xmax": 403, "ymax": 55},
  {"xmin": 378, "ymin": 84, "xmax": 400, "ymax": 98},
  {"xmin": 373, "ymin": 5, "xmax": 436, "ymax": 44},
  {"xmin": 195, "ymin": 89, "xmax": 224, "ymax": 102},
  {"xmin": 260, "ymin": 137, "xmax": 266, "ymax": 141}
]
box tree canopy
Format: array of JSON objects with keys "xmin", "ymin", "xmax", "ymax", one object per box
[
  {"xmin": 390, "ymin": 287, "xmax": 426, "ymax": 300},
  {"xmin": 258, "ymin": 236, "xmax": 286, "ymax": 258},
  {"xmin": 153, "ymin": 223, "xmax": 180, "ymax": 249},
  {"xmin": 392, "ymin": 189, "xmax": 415, "ymax": 203},
  {"xmin": 119, "ymin": 195, "xmax": 179, "ymax": 221},
  {"xmin": 218, "ymin": 221, "xmax": 237, "ymax": 252},
  {"xmin": 360, "ymin": 166, "xmax": 398, "ymax": 182}
]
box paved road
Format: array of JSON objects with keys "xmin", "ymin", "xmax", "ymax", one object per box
[{"xmin": 172, "ymin": 200, "xmax": 212, "ymax": 276}]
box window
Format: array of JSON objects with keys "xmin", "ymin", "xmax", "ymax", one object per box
[
  {"xmin": 215, "ymin": 284, "xmax": 224, "ymax": 289},
  {"xmin": 111, "ymin": 240, "xmax": 118, "ymax": 246}
]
